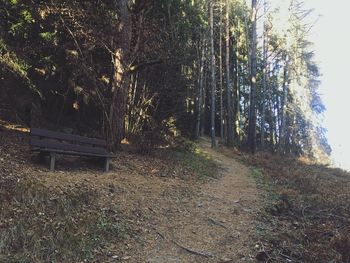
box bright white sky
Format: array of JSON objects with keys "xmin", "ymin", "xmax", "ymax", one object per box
[
  {"xmin": 263, "ymin": 0, "xmax": 350, "ymax": 170},
  {"xmin": 305, "ymin": 0, "xmax": 350, "ymax": 170}
]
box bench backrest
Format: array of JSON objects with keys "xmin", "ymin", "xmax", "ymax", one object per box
[{"xmin": 30, "ymin": 128, "xmax": 108, "ymax": 155}]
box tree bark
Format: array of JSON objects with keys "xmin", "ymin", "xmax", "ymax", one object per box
[
  {"xmin": 247, "ymin": 0, "xmax": 257, "ymax": 153},
  {"xmin": 225, "ymin": 0, "xmax": 234, "ymax": 147},
  {"xmin": 260, "ymin": 1, "xmax": 268, "ymax": 150},
  {"xmin": 201, "ymin": 43, "xmax": 208, "ymax": 137},
  {"xmin": 196, "ymin": 39, "xmax": 206, "ymax": 138},
  {"xmin": 219, "ymin": 0, "xmax": 224, "ymax": 142},
  {"xmin": 108, "ymin": 0, "xmax": 132, "ymax": 151},
  {"xmin": 209, "ymin": 0, "xmax": 217, "ymax": 148},
  {"xmin": 279, "ymin": 54, "xmax": 289, "ymax": 153},
  {"xmin": 233, "ymin": 28, "xmax": 240, "ymax": 143}
]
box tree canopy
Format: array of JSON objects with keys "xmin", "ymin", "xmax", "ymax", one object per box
[{"xmin": 0, "ymin": 0, "xmax": 331, "ymax": 162}]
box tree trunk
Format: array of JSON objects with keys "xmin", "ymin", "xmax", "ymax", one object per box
[
  {"xmin": 196, "ymin": 39, "xmax": 206, "ymax": 138},
  {"xmin": 201, "ymin": 47, "xmax": 208, "ymax": 137},
  {"xmin": 108, "ymin": 0, "xmax": 131, "ymax": 151},
  {"xmin": 279, "ymin": 54, "xmax": 289, "ymax": 153},
  {"xmin": 233, "ymin": 29, "xmax": 240, "ymax": 143},
  {"xmin": 260, "ymin": 1, "xmax": 268, "ymax": 150},
  {"xmin": 225, "ymin": 0, "xmax": 234, "ymax": 147},
  {"xmin": 219, "ymin": 0, "xmax": 224, "ymax": 142},
  {"xmin": 247, "ymin": 0, "xmax": 257, "ymax": 153},
  {"xmin": 268, "ymin": 95, "xmax": 275, "ymax": 149},
  {"xmin": 210, "ymin": 0, "xmax": 217, "ymax": 148}
]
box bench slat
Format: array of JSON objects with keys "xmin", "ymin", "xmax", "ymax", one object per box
[
  {"xmin": 32, "ymin": 148, "xmax": 110, "ymax": 157},
  {"xmin": 31, "ymin": 138, "xmax": 108, "ymax": 156},
  {"xmin": 30, "ymin": 128, "xmax": 106, "ymax": 147}
]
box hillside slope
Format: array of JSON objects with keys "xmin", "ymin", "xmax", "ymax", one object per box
[
  {"xmin": 2, "ymin": 126, "xmax": 349, "ymax": 262},
  {"xmin": 219, "ymin": 146, "xmax": 350, "ymax": 262},
  {"xmin": 0, "ymin": 128, "xmax": 262, "ymax": 262}
]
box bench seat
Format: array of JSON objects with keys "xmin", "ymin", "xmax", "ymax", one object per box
[{"xmin": 30, "ymin": 128, "xmax": 112, "ymax": 172}]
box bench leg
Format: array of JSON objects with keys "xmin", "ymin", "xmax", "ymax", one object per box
[
  {"xmin": 104, "ymin": 157, "xmax": 110, "ymax": 172},
  {"xmin": 50, "ymin": 153, "xmax": 56, "ymax": 171},
  {"xmin": 38, "ymin": 152, "xmax": 48, "ymax": 162}
]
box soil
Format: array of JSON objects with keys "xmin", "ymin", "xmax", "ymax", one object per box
[
  {"xmin": 1, "ymin": 128, "xmax": 262, "ymax": 262},
  {"xmin": 132, "ymin": 139, "xmax": 262, "ymax": 263}
]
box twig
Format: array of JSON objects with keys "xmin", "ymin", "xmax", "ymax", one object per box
[
  {"xmin": 258, "ymin": 241, "xmax": 272, "ymax": 262},
  {"xmin": 156, "ymin": 231, "xmax": 165, "ymax": 239},
  {"xmin": 279, "ymin": 252, "xmax": 293, "ymax": 261},
  {"xmin": 207, "ymin": 217, "xmax": 228, "ymax": 229},
  {"xmin": 154, "ymin": 229, "xmax": 214, "ymax": 258},
  {"xmin": 172, "ymin": 240, "xmax": 214, "ymax": 258}
]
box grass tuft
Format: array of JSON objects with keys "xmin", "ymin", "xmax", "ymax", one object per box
[
  {"xmin": 0, "ymin": 177, "xmax": 132, "ymax": 262},
  {"xmin": 169, "ymin": 146, "xmax": 218, "ymax": 180},
  {"xmin": 236, "ymin": 151, "xmax": 350, "ymax": 262}
]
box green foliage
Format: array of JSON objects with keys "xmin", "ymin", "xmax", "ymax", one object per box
[
  {"xmin": 0, "ymin": 0, "xmax": 331, "ymax": 160},
  {"xmin": 39, "ymin": 31, "xmax": 56, "ymax": 42},
  {"xmin": 171, "ymin": 146, "xmax": 218, "ymax": 180}
]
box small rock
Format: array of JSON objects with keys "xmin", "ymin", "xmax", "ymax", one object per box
[{"xmin": 256, "ymin": 251, "xmax": 269, "ymax": 261}]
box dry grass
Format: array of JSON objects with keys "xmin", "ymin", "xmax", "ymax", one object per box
[
  {"xmin": 0, "ymin": 128, "xmax": 218, "ymax": 262},
  {"xmin": 220, "ymin": 147, "xmax": 350, "ymax": 262},
  {"xmin": 0, "ymin": 175, "xmax": 132, "ymax": 262}
]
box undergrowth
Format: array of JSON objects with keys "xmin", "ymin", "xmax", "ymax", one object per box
[
  {"xmin": 0, "ymin": 176, "xmax": 131, "ymax": 263},
  {"xmin": 237, "ymin": 151, "xmax": 350, "ymax": 263},
  {"xmin": 168, "ymin": 145, "xmax": 218, "ymax": 181}
]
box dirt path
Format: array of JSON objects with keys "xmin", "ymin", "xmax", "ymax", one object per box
[
  {"xmin": 10, "ymin": 130, "xmax": 261, "ymax": 262},
  {"xmin": 139, "ymin": 139, "xmax": 261, "ymax": 263}
]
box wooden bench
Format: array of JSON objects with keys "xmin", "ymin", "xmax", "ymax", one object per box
[{"xmin": 30, "ymin": 128, "xmax": 111, "ymax": 172}]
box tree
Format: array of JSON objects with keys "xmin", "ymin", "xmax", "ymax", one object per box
[
  {"xmin": 196, "ymin": 37, "xmax": 206, "ymax": 138},
  {"xmin": 247, "ymin": 0, "xmax": 258, "ymax": 153},
  {"xmin": 209, "ymin": 0, "xmax": 217, "ymax": 148},
  {"xmin": 219, "ymin": 0, "xmax": 224, "ymax": 141},
  {"xmin": 107, "ymin": 0, "xmax": 132, "ymax": 151},
  {"xmin": 260, "ymin": 0, "xmax": 268, "ymax": 149},
  {"xmin": 0, "ymin": 0, "xmax": 331, "ymax": 162},
  {"xmin": 278, "ymin": 53, "xmax": 289, "ymax": 153},
  {"xmin": 225, "ymin": 0, "xmax": 234, "ymax": 147}
]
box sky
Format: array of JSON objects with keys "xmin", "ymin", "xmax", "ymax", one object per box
[
  {"xmin": 265, "ymin": 0, "xmax": 350, "ymax": 170},
  {"xmin": 305, "ymin": 0, "xmax": 350, "ymax": 170}
]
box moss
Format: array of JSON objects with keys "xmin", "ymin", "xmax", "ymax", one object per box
[{"xmin": 170, "ymin": 146, "xmax": 218, "ymax": 180}]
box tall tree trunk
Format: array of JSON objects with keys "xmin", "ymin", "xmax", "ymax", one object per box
[
  {"xmin": 233, "ymin": 31, "xmax": 240, "ymax": 143},
  {"xmin": 219, "ymin": 0, "xmax": 224, "ymax": 142},
  {"xmin": 247, "ymin": 0, "xmax": 257, "ymax": 153},
  {"xmin": 196, "ymin": 39, "xmax": 206, "ymax": 138},
  {"xmin": 275, "ymin": 90, "xmax": 281, "ymax": 148},
  {"xmin": 260, "ymin": 1, "xmax": 268, "ymax": 150},
  {"xmin": 108, "ymin": 0, "xmax": 131, "ymax": 151},
  {"xmin": 279, "ymin": 54, "xmax": 289, "ymax": 153},
  {"xmin": 225, "ymin": 0, "xmax": 234, "ymax": 147},
  {"xmin": 201, "ymin": 46, "xmax": 208, "ymax": 137},
  {"xmin": 234, "ymin": 20, "xmax": 241, "ymax": 143},
  {"xmin": 210, "ymin": 0, "xmax": 217, "ymax": 148},
  {"xmin": 268, "ymin": 95, "xmax": 275, "ymax": 148}
]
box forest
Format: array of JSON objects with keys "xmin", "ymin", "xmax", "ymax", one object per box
[
  {"xmin": 3, "ymin": 0, "xmax": 350, "ymax": 263},
  {"xmin": 0, "ymin": 0, "xmax": 331, "ymax": 160}
]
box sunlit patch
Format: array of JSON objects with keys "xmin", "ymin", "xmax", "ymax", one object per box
[
  {"xmin": 73, "ymin": 101, "xmax": 79, "ymax": 110},
  {"xmin": 0, "ymin": 120, "xmax": 29, "ymax": 133}
]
